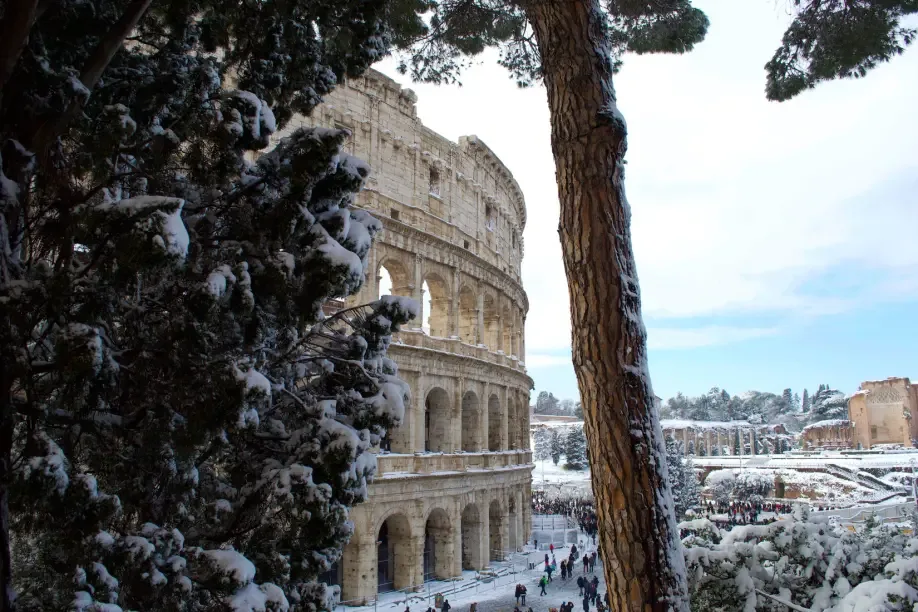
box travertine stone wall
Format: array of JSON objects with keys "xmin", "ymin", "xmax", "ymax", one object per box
[
  {"xmin": 287, "ymin": 69, "xmax": 534, "ymax": 603},
  {"xmin": 848, "ymin": 378, "xmax": 917, "ymax": 449}
]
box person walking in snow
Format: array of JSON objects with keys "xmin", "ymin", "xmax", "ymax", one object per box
[
  {"xmin": 590, "ymin": 551, "xmax": 597, "ymax": 572},
  {"xmin": 521, "ymin": 585, "xmax": 527, "ymax": 605},
  {"xmin": 583, "ymin": 595, "xmax": 590, "ymax": 612},
  {"xmin": 582, "ymin": 554, "xmax": 589, "ymax": 574},
  {"xmin": 550, "ymin": 543, "xmax": 554, "ymax": 554},
  {"xmin": 539, "ymin": 576, "xmax": 548, "ymax": 596},
  {"xmin": 515, "ymin": 584, "xmax": 523, "ymax": 605},
  {"xmin": 577, "ymin": 576, "xmax": 585, "ymax": 596},
  {"xmin": 442, "ymin": 599, "xmax": 451, "ymax": 612}
]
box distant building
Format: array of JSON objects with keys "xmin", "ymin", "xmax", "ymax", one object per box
[
  {"xmin": 801, "ymin": 419, "xmax": 854, "ymax": 450},
  {"xmin": 848, "ymin": 378, "xmax": 918, "ymax": 449}
]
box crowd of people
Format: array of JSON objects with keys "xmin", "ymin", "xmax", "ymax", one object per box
[
  {"xmin": 531, "ymin": 493, "xmax": 598, "ymax": 542},
  {"xmin": 701, "ymin": 500, "xmax": 794, "ymax": 526},
  {"xmin": 531, "ymin": 492, "xmax": 594, "ymax": 517}
]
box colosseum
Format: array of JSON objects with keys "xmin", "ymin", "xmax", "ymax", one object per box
[{"xmin": 287, "ymin": 69, "xmax": 534, "ymax": 602}]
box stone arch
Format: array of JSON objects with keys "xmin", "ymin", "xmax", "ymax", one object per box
[
  {"xmin": 376, "ymin": 256, "xmax": 411, "ymax": 299},
  {"xmin": 422, "ymin": 271, "xmax": 450, "ymax": 338},
  {"xmin": 462, "ymin": 391, "xmax": 482, "ymax": 451},
  {"xmin": 488, "ymin": 498, "xmax": 505, "ymax": 561},
  {"xmin": 376, "ymin": 512, "xmax": 412, "ymax": 593},
  {"xmin": 425, "ymin": 387, "xmax": 451, "ymax": 452},
  {"xmin": 488, "ymin": 394, "xmax": 502, "ymax": 451},
  {"xmin": 458, "ymin": 285, "xmax": 477, "ymax": 344},
  {"xmin": 461, "ymin": 503, "xmax": 483, "ymax": 570},
  {"xmin": 424, "ymin": 507, "xmax": 454, "ymax": 581},
  {"xmin": 483, "ymin": 292, "xmax": 499, "ymax": 350}
]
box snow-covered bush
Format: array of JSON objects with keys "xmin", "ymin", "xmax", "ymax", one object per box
[
  {"xmin": 0, "ymin": 1, "xmax": 424, "ymax": 609},
  {"xmin": 705, "ymin": 470, "xmax": 736, "ymax": 505},
  {"xmin": 733, "ymin": 471, "xmax": 773, "ymax": 502},
  {"xmin": 683, "ymin": 512, "xmax": 918, "ymax": 611}
]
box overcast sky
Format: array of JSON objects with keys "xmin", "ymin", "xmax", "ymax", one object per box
[{"xmin": 374, "ymin": 0, "xmax": 918, "ymax": 403}]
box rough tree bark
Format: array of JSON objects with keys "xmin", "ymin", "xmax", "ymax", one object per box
[{"xmin": 525, "ymin": 0, "xmax": 689, "ymax": 610}]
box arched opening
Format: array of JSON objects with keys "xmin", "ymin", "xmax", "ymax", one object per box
[
  {"xmin": 377, "ymin": 258, "xmax": 411, "ymax": 299},
  {"xmin": 461, "ymin": 504, "xmax": 482, "ymax": 570},
  {"xmin": 425, "ymin": 387, "xmax": 451, "ymax": 452},
  {"xmin": 488, "ymin": 500, "xmax": 505, "ymax": 561},
  {"xmin": 507, "ymin": 397, "xmax": 520, "ymax": 450},
  {"xmin": 462, "ymin": 391, "xmax": 482, "ymax": 451},
  {"xmin": 377, "ymin": 513, "xmax": 412, "ymax": 593},
  {"xmin": 423, "ymin": 273, "xmax": 450, "ymax": 338},
  {"xmin": 488, "ymin": 394, "xmax": 502, "ymax": 451},
  {"xmin": 458, "ymin": 286, "xmax": 477, "ymax": 345},
  {"xmin": 483, "ymin": 293, "xmax": 499, "ymax": 350},
  {"xmin": 424, "ymin": 508, "xmax": 453, "ymax": 582},
  {"xmin": 507, "ymin": 495, "xmax": 519, "ymax": 552}
]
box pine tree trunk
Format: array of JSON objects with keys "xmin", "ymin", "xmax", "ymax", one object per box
[{"xmin": 525, "ymin": 1, "xmax": 689, "ymax": 610}]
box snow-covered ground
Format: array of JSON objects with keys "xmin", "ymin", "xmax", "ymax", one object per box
[
  {"xmin": 693, "ymin": 450, "xmax": 918, "ymax": 471},
  {"xmin": 530, "ymin": 459, "xmax": 591, "ymax": 495},
  {"xmin": 699, "ymin": 467, "xmax": 887, "ymax": 506},
  {"xmin": 339, "ymin": 538, "xmax": 605, "ymax": 612}
]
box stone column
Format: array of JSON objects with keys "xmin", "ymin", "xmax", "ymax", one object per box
[
  {"xmin": 520, "ymin": 315, "xmax": 526, "ymax": 362},
  {"xmin": 340, "ymin": 535, "xmax": 377, "ymax": 604},
  {"xmin": 479, "ymin": 503, "xmax": 491, "ymax": 567},
  {"xmin": 499, "ymin": 503, "xmax": 511, "ymax": 561},
  {"xmin": 453, "ymin": 383, "xmax": 464, "ymax": 453},
  {"xmin": 501, "ymin": 387, "xmax": 510, "ymax": 450},
  {"xmin": 738, "ymin": 429, "xmax": 743, "ymax": 457},
  {"xmin": 682, "ymin": 428, "xmax": 689, "ymax": 457},
  {"xmin": 451, "ymin": 507, "xmax": 464, "ymax": 577},
  {"xmin": 706, "ymin": 431, "xmax": 712, "ymax": 456},
  {"xmin": 750, "ymin": 430, "xmax": 757, "ymax": 456},
  {"xmin": 366, "ymin": 245, "xmax": 378, "ymax": 302},
  {"xmin": 408, "ymin": 534, "xmax": 425, "ymax": 590},
  {"xmin": 523, "ymin": 482, "xmax": 532, "ymax": 544},
  {"xmin": 415, "ymin": 380, "xmax": 427, "ymax": 452},
  {"xmin": 497, "ymin": 299, "xmax": 505, "ymax": 352},
  {"xmin": 481, "ymin": 382, "xmax": 490, "ymax": 452},
  {"xmin": 450, "ymin": 269, "xmax": 461, "ymax": 338},
  {"xmin": 476, "ymin": 293, "xmax": 485, "ymax": 345},
  {"xmin": 413, "ymin": 255, "xmax": 424, "ymax": 329}
]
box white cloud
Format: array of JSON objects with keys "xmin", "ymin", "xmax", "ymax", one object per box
[
  {"xmin": 375, "ymin": 1, "xmax": 918, "ymax": 359},
  {"xmin": 646, "ymin": 326, "xmax": 777, "ymax": 350}
]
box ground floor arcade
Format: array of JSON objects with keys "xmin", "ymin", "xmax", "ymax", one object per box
[{"xmin": 338, "ymin": 471, "xmax": 531, "ymax": 603}]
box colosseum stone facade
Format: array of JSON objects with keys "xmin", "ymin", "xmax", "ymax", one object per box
[{"xmin": 286, "ymin": 69, "xmax": 534, "ymax": 602}]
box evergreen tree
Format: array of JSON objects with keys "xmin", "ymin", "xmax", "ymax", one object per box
[
  {"xmin": 0, "ymin": 0, "xmax": 426, "ymax": 608},
  {"xmin": 549, "ymin": 430, "xmax": 563, "ymax": 466},
  {"xmin": 533, "ymin": 428, "xmax": 552, "ymax": 462},
  {"xmin": 573, "ymin": 401, "xmax": 584, "ymax": 420},
  {"xmin": 563, "ymin": 425, "xmax": 587, "ymax": 470},
  {"xmin": 664, "ymin": 437, "xmax": 699, "ymax": 521},
  {"xmin": 681, "ymin": 457, "xmax": 701, "ymax": 516},
  {"xmin": 802, "ymin": 388, "xmax": 811, "ymax": 412},
  {"xmin": 781, "ymin": 388, "xmax": 794, "ymax": 413},
  {"xmin": 809, "ymin": 387, "xmax": 849, "ymax": 422},
  {"xmin": 665, "ymin": 437, "xmax": 687, "ymax": 520}
]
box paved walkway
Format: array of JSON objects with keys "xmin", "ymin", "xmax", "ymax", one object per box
[{"xmin": 376, "ymin": 537, "xmax": 607, "ymax": 612}]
